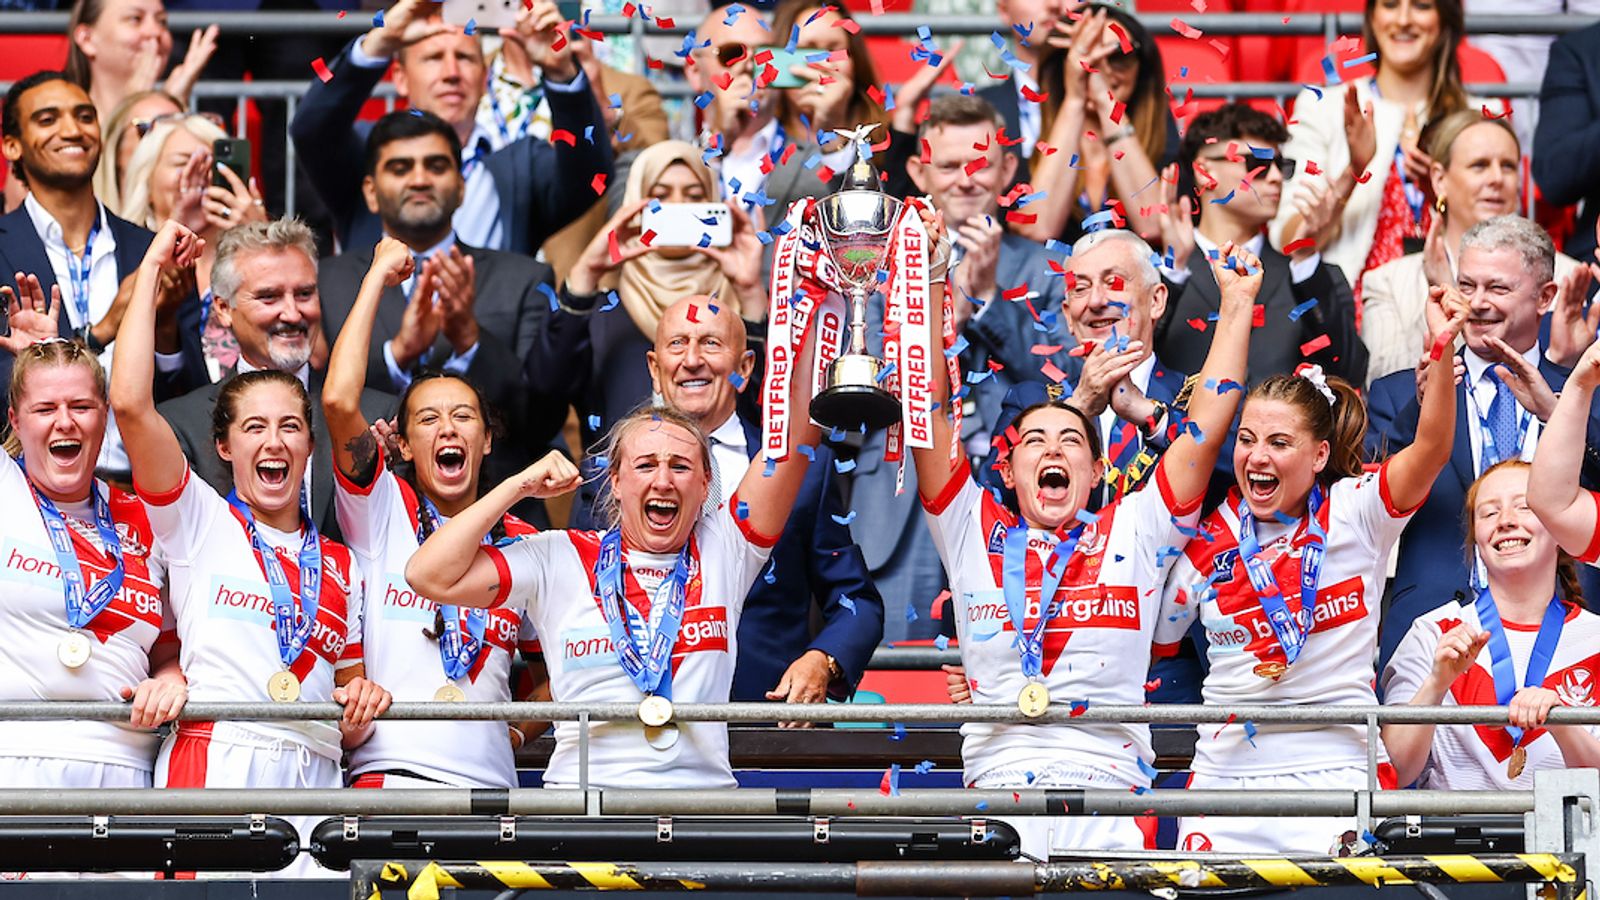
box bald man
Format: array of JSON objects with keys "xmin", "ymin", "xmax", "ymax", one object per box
[{"xmin": 647, "ymin": 296, "xmax": 884, "ymax": 712}]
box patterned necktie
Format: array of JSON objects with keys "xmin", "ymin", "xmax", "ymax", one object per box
[
  {"xmin": 1105, "ymin": 418, "xmax": 1142, "ymax": 502},
  {"xmin": 1483, "ymin": 374, "xmax": 1522, "ymax": 469}
]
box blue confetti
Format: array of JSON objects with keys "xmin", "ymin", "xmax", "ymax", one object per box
[
  {"xmin": 737, "ymin": 500, "xmax": 749, "ymax": 519},
  {"xmin": 1244, "ymin": 720, "xmax": 1259, "ymax": 747},
  {"xmin": 1320, "ymin": 56, "xmax": 1341, "ymax": 84},
  {"xmin": 1342, "ymin": 52, "xmax": 1378, "ymax": 68},
  {"xmin": 536, "ymin": 281, "xmax": 558, "ymax": 310},
  {"xmin": 600, "ymin": 291, "xmax": 620, "ymax": 312},
  {"xmin": 697, "ymin": 233, "xmax": 712, "ymax": 248},
  {"xmin": 798, "ymin": 445, "xmax": 816, "ymax": 461},
  {"xmin": 608, "ymin": 92, "xmax": 623, "ymax": 109},
  {"xmin": 583, "ymin": 125, "xmax": 594, "ymax": 144},
  {"xmin": 764, "ymin": 566, "xmax": 777, "ymax": 584},
  {"xmin": 1136, "ymin": 758, "xmax": 1159, "ymax": 780},
  {"xmin": 1082, "ymin": 209, "xmax": 1118, "ymax": 231},
  {"xmin": 1179, "ymin": 65, "xmax": 1188, "ymax": 77},
  {"xmin": 839, "ymin": 594, "xmax": 856, "ymax": 613},
  {"xmin": 722, "ymin": 3, "xmax": 745, "ymax": 25},
  {"xmin": 891, "ymin": 722, "xmax": 906, "ymax": 741},
  {"xmin": 463, "ymin": 18, "xmax": 476, "ymax": 35},
  {"xmin": 587, "ymin": 414, "xmax": 601, "ymax": 430},
  {"xmin": 763, "ymin": 458, "xmax": 777, "ymax": 477},
  {"xmin": 1209, "ymin": 189, "xmax": 1237, "ymax": 205},
  {"xmin": 876, "ymin": 362, "xmax": 897, "ymax": 384},
  {"xmin": 694, "ymin": 91, "xmax": 714, "ymax": 110},
  {"xmin": 1075, "ymin": 509, "xmax": 1100, "ymax": 525},
  {"xmin": 832, "ymin": 509, "xmax": 857, "ymax": 526},
  {"xmin": 1288, "ymin": 298, "xmax": 1320, "ymax": 321},
  {"xmin": 833, "ymin": 457, "xmax": 856, "ymax": 474},
  {"xmin": 905, "ymin": 602, "xmax": 918, "ymax": 622},
  {"xmin": 933, "ymin": 634, "xmax": 949, "ymax": 650},
  {"xmin": 914, "ymin": 760, "xmax": 936, "ymax": 775},
  {"xmin": 1304, "ymin": 83, "xmax": 1324, "ymax": 100},
  {"xmin": 728, "ymin": 371, "xmax": 746, "ymax": 389},
  {"xmin": 371, "ymin": 8, "xmax": 384, "ymax": 26},
  {"xmin": 975, "ymin": 801, "xmax": 989, "ymax": 811}
]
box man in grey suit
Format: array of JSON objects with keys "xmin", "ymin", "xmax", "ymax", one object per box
[
  {"xmin": 849, "ymin": 94, "xmax": 1070, "ymax": 640},
  {"xmin": 156, "ymin": 219, "xmax": 392, "ymax": 540},
  {"xmin": 316, "ymin": 111, "xmax": 565, "ymax": 492}
]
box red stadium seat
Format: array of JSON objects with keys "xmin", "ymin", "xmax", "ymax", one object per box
[
  {"xmin": 0, "ymin": 35, "xmax": 70, "ymax": 82},
  {"xmin": 1160, "ymin": 35, "xmax": 1237, "ymax": 118}
]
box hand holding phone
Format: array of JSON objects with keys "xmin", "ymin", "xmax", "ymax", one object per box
[{"xmin": 640, "ymin": 203, "xmax": 733, "ymax": 248}]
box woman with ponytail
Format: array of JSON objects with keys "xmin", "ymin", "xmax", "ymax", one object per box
[
  {"xmin": 1158, "ymin": 285, "xmax": 1468, "ymax": 854},
  {"xmin": 323, "ymin": 238, "xmax": 550, "ymax": 790},
  {"xmin": 1382, "ymin": 460, "xmax": 1600, "ymax": 789}
]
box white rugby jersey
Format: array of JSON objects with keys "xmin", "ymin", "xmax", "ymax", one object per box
[
  {"xmin": 1383, "ymin": 595, "xmax": 1600, "ymax": 789},
  {"xmin": 1159, "ymin": 464, "xmax": 1415, "ymax": 776},
  {"xmin": 0, "ymin": 452, "xmax": 171, "ymax": 771},
  {"xmin": 138, "ymin": 467, "xmax": 363, "ymax": 759},
  {"xmin": 920, "ymin": 463, "xmax": 1199, "ymax": 787},
  {"xmin": 483, "ymin": 499, "xmax": 772, "ymax": 789},
  {"xmin": 335, "ymin": 461, "xmax": 538, "ymax": 787}
]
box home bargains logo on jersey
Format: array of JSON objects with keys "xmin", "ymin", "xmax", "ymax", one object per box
[
  {"xmin": 378, "ymin": 574, "xmax": 438, "ymax": 623},
  {"xmin": 561, "ymin": 606, "xmax": 729, "ymax": 671},
  {"xmin": 0, "ymin": 536, "xmax": 162, "ymax": 627},
  {"xmin": 967, "ymin": 585, "xmax": 1140, "ymax": 637},
  {"xmin": 1205, "ymin": 575, "xmax": 1367, "ymax": 657},
  {"xmin": 207, "ymin": 573, "xmax": 348, "ymax": 661}
]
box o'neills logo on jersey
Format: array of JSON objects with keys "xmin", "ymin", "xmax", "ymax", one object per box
[{"xmin": 1558, "ymin": 668, "xmax": 1595, "ymax": 707}]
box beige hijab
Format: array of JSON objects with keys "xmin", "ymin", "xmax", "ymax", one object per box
[{"xmin": 615, "ymin": 141, "xmax": 736, "ymax": 338}]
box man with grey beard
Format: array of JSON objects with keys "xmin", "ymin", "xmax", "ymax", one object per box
[{"xmin": 156, "ymin": 217, "xmax": 391, "ymax": 539}]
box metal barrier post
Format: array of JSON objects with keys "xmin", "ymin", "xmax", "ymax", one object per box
[{"xmin": 1527, "ymin": 768, "xmax": 1600, "ymax": 900}]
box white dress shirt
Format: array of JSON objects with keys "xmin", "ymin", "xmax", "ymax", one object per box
[
  {"xmin": 717, "ymin": 117, "xmax": 780, "ymax": 207},
  {"xmin": 706, "ymin": 411, "xmax": 750, "ymax": 509}
]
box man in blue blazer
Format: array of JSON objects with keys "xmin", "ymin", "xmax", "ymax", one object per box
[
  {"xmin": 1368, "ymin": 215, "xmax": 1600, "ymax": 671},
  {"xmin": 1533, "ymin": 21, "xmax": 1600, "ymax": 267},
  {"xmin": 288, "ymin": 0, "xmax": 611, "ymax": 256}
]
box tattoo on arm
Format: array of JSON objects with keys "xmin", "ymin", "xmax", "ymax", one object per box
[{"xmin": 346, "ymin": 431, "xmax": 379, "ymax": 484}]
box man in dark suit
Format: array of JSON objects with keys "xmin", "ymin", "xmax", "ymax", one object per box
[
  {"xmin": 1533, "ymin": 21, "xmax": 1600, "ymax": 266},
  {"xmin": 316, "ymin": 111, "xmax": 564, "ymax": 489},
  {"xmin": 287, "ymin": 0, "xmax": 612, "ymax": 256},
  {"xmin": 642, "ymin": 296, "xmax": 883, "ymax": 708},
  {"xmin": 1155, "ymin": 103, "xmax": 1365, "ymax": 388},
  {"xmin": 157, "ymin": 218, "xmax": 391, "ymax": 539},
  {"xmin": 1368, "ymin": 214, "xmax": 1600, "ymax": 671},
  {"xmin": 0, "ymin": 71, "xmax": 205, "ymax": 467}
]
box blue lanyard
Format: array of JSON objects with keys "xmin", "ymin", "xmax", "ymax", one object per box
[
  {"xmin": 1000, "ymin": 520, "xmax": 1086, "ymax": 679},
  {"xmin": 594, "ymin": 528, "xmax": 693, "ymax": 699},
  {"xmin": 1473, "ymin": 582, "xmax": 1567, "ymax": 744},
  {"xmin": 25, "ymin": 464, "xmax": 123, "ymax": 630},
  {"xmin": 227, "ymin": 490, "xmax": 322, "ymax": 668},
  {"xmin": 485, "ymin": 75, "xmax": 539, "ymax": 147},
  {"xmin": 1468, "ymin": 376, "xmax": 1533, "ymax": 471},
  {"xmin": 66, "ymin": 221, "xmax": 100, "ymax": 336},
  {"xmin": 416, "ymin": 494, "xmax": 491, "ymax": 681},
  {"xmin": 1236, "ymin": 485, "xmax": 1327, "ymax": 666}
]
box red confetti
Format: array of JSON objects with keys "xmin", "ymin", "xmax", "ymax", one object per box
[
  {"xmin": 816, "ymin": 165, "xmax": 836, "ymax": 184},
  {"xmin": 964, "ymin": 156, "xmax": 989, "ymax": 177},
  {"xmin": 1300, "ymin": 333, "xmax": 1331, "ymax": 355},
  {"xmin": 335, "ymin": 9, "xmax": 345, "ymax": 17},
  {"xmin": 995, "ymin": 127, "xmax": 1023, "ymax": 147},
  {"xmin": 640, "ymin": 229, "xmax": 657, "ymax": 246},
  {"xmin": 919, "ymin": 139, "xmax": 932, "ymax": 164},
  {"xmin": 311, "ymin": 57, "xmax": 333, "ymax": 83},
  {"xmin": 1305, "ymin": 160, "xmax": 1321, "ymax": 175},
  {"xmin": 1020, "ymin": 84, "xmax": 1048, "ymax": 104},
  {"xmin": 1109, "ymin": 100, "xmax": 1126, "ymax": 124},
  {"xmin": 779, "ymin": 144, "xmax": 797, "ymax": 165},
  {"xmin": 1283, "ymin": 238, "xmax": 1315, "ymax": 255},
  {"xmin": 654, "ymin": 16, "xmax": 674, "ymax": 26},
  {"xmin": 1170, "ymin": 17, "xmax": 1203, "ymax": 39},
  {"xmin": 1482, "ymin": 103, "xmax": 1511, "ymax": 119},
  {"xmin": 607, "ymin": 229, "xmax": 622, "ymax": 264},
  {"xmin": 1001, "ymin": 285, "xmax": 1030, "ymax": 301},
  {"xmin": 686, "ymin": 304, "xmax": 699, "ymax": 322},
  {"xmin": 550, "ymin": 129, "xmax": 576, "ymax": 146},
  {"xmin": 1067, "ymin": 341, "xmax": 1097, "ymax": 358},
  {"xmin": 1251, "ymin": 305, "xmax": 1266, "ymax": 328},
  {"xmin": 930, "ymin": 589, "xmax": 950, "ymax": 620},
  {"xmin": 836, "ymin": 16, "xmax": 860, "ymax": 33},
  {"xmin": 1005, "ymin": 211, "xmax": 1037, "ymax": 225},
  {"xmin": 1040, "ymin": 361, "xmax": 1068, "ymax": 383},
  {"xmin": 1187, "ymin": 318, "xmax": 1208, "ymax": 332},
  {"xmin": 1108, "ymin": 21, "xmax": 1133, "ymax": 53},
  {"xmin": 591, "ymin": 173, "xmax": 607, "ymax": 195},
  {"xmin": 645, "ymin": 56, "xmax": 663, "ymax": 70},
  {"xmin": 1354, "ymin": 169, "xmax": 1373, "ymax": 184},
  {"xmin": 867, "ymin": 85, "xmax": 887, "ymax": 108},
  {"xmin": 1144, "ymin": 678, "xmax": 1162, "ymax": 692},
  {"xmin": 1030, "ymin": 344, "xmax": 1064, "ymax": 356},
  {"xmin": 713, "ymin": 71, "xmax": 733, "ymax": 91}
]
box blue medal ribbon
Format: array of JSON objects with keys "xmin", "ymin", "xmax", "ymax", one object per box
[
  {"xmin": 25, "ymin": 464, "xmax": 123, "ymax": 630},
  {"xmin": 1473, "ymin": 581, "xmax": 1567, "ymax": 744},
  {"xmin": 66, "ymin": 220, "xmax": 101, "ymax": 338},
  {"xmin": 1000, "ymin": 520, "xmax": 1086, "ymax": 679},
  {"xmin": 227, "ymin": 490, "xmax": 322, "ymax": 668},
  {"xmin": 416, "ymin": 494, "xmax": 491, "ymax": 682},
  {"xmin": 1236, "ymin": 485, "xmax": 1327, "ymax": 666},
  {"xmin": 594, "ymin": 528, "xmax": 693, "ymax": 700}
]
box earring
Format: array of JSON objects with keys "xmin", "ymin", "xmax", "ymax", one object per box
[{"xmin": 1435, "ymin": 196, "xmax": 1447, "ymax": 215}]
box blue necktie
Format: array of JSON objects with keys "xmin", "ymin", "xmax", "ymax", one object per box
[{"xmin": 1484, "ymin": 374, "xmax": 1521, "ymax": 469}]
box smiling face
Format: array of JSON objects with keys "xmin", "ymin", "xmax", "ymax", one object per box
[
  {"xmin": 1064, "ymin": 238, "xmax": 1165, "ymax": 347},
  {"xmin": 394, "ymin": 29, "xmax": 487, "ymax": 134},
  {"xmin": 216, "ymin": 379, "xmax": 311, "ymax": 527},
  {"xmin": 1434, "ymin": 122, "xmax": 1519, "ymax": 231},
  {"xmin": 399, "ymin": 377, "xmax": 491, "ymax": 514},
  {"xmin": 647, "ymin": 297, "xmax": 754, "ymax": 428},
  {"xmin": 909, "ymin": 120, "xmax": 1015, "ymax": 229},
  {"xmin": 1456, "ymin": 245, "xmax": 1555, "ymax": 357},
  {"xmin": 3, "ymin": 79, "xmax": 101, "ymax": 191},
  {"xmin": 999, "ymin": 405, "xmax": 1103, "ymax": 531},
  {"xmin": 611, "ymin": 420, "xmax": 712, "ymax": 554},
  {"xmin": 1470, "ymin": 464, "xmax": 1558, "ymax": 589},
  {"xmin": 9, "ymin": 361, "xmax": 107, "ymax": 504},
  {"xmin": 1370, "ymin": 0, "xmax": 1442, "ymax": 77},
  {"xmin": 114, "ymin": 91, "xmax": 180, "ymax": 185},
  {"xmin": 217, "ymin": 247, "xmax": 321, "ymax": 373},
  {"xmin": 75, "ymin": 0, "xmax": 172, "ymax": 84},
  {"xmin": 1234, "ymin": 398, "xmax": 1329, "ymax": 519}
]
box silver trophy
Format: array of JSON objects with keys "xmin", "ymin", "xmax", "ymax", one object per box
[{"xmin": 810, "ymin": 125, "xmax": 904, "ymax": 432}]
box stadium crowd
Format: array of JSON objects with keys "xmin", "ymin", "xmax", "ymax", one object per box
[{"xmin": 1, "ymin": 0, "xmax": 1599, "ymax": 871}]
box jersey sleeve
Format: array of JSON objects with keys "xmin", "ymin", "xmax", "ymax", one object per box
[
  {"xmin": 480, "ymin": 532, "xmax": 563, "ymax": 612},
  {"xmin": 918, "ymin": 465, "xmax": 983, "ymax": 572},
  {"xmin": 710, "ymin": 499, "xmax": 777, "ymax": 615},
  {"xmin": 332, "ymin": 448, "xmax": 401, "ymax": 560},
  {"xmin": 1381, "ymin": 611, "xmax": 1446, "ymax": 705},
  {"xmin": 134, "ymin": 465, "xmax": 224, "ymax": 566},
  {"xmin": 1353, "ymin": 460, "xmax": 1423, "ymax": 554},
  {"xmin": 1154, "ymin": 546, "xmax": 1203, "ymax": 654},
  {"xmin": 1578, "ymin": 490, "xmax": 1600, "ymax": 565},
  {"xmin": 338, "ymin": 568, "xmax": 366, "ymax": 673}
]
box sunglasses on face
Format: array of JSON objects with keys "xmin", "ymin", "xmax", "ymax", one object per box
[
  {"xmin": 131, "ymin": 111, "xmax": 227, "ymax": 139},
  {"xmin": 1199, "ymin": 152, "xmax": 1297, "ymax": 179}
]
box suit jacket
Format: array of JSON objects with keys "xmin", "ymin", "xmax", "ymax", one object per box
[
  {"xmin": 728, "ymin": 415, "xmax": 885, "ymax": 702},
  {"xmin": 316, "ymin": 243, "xmax": 564, "ymax": 486},
  {"xmin": 1366, "ymin": 352, "xmax": 1600, "ymax": 671},
  {"xmin": 961, "ymin": 232, "xmax": 1075, "ymax": 424},
  {"xmin": 1156, "ymin": 244, "xmax": 1366, "ymax": 387},
  {"xmin": 288, "ymin": 38, "xmax": 614, "ymax": 256},
  {"xmin": 156, "ymin": 367, "xmax": 393, "ymax": 542},
  {"xmin": 0, "ymin": 206, "xmax": 206, "ymax": 405},
  {"xmin": 1534, "ymin": 23, "xmax": 1600, "ymax": 265}
]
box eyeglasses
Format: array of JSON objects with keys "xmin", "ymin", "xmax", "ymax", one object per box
[
  {"xmin": 131, "ymin": 111, "xmax": 227, "ymax": 139},
  {"xmin": 1198, "ymin": 152, "xmax": 1297, "ymax": 179},
  {"xmin": 714, "ymin": 42, "xmax": 750, "ymax": 68}
]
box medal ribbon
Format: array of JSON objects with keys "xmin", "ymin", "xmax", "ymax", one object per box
[
  {"xmin": 25, "ymin": 464, "xmax": 123, "ymax": 630},
  {"xmin": 1473, "ymin": 580, "xmax": 1566, "ymax": 744},
  {"xmin": 227, "ymin": 490, "xmax": 322, "ymax": 669},
  {"xmin": 1236, "ymin": 485, "xmax": 1327, "ymax": 666},
  {"xmin": 416, "ymin": 494, "xmax": 493, "ymax": 682},
  {"xmin": 67, "ymin": 220, "xmax": 101, "ymax": 337},
  {"xmin": 594, "ymin": 527, "xmax": 694, "ymax": 700},
  {"xmin": 1000, "ymin": 521, "xmax": 1085, "ymax": 679}
]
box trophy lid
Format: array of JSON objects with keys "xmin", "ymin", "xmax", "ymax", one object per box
[{"xmin": 836, "ymin": 124, "xmax": 883, "ymax": 193}]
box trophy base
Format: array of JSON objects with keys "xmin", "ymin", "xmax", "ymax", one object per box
[{"xmin": 811, "ymin": 354, "xmax": 902, "ymax": 433}]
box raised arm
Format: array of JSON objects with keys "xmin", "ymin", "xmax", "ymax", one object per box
[
  {"xmin": 404, "ymin": 451, "xmax": 581, "ymax": 607},
  {"xmin": 1008, "ymin": 13, "xmax": 1102, "ymax": 244},
  {"xmin": 1159, "ymin": 244, "xmax": 1260, "ymax": 507},
  {"xmin": 1529, "ymin": 339, "xmax": 1600, "ymax": 556},
  {"xmin": 324, "ymin": 238, "xmax": 416, "ymax": 484},
  {"xmin": 109, "ymin": 222, "xmax": 206, "ymax": 497},
  {"xmin": 1384, "ymin": 286, "xmax": 1469, "ymax": 513}
]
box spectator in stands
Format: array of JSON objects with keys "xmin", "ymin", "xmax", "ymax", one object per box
[
  {"xmin": 1363, "ymin": 111, "xmax": 1583, "ymax": 386},
  {"xmin": 64, "ymin": 0, "xmax": 216, "ymax": 126},
  {"xmin": 0, "ymin": 71, "xmax": 206, "ymax": 470},
  {"xmin": 1156, "ymin": 103, "xmax": 1366, "ymax": 387},
  {"xmin": 767, "ymin": 1, "xmax": 890, "ymax": 177},
  {"xmin": 1271, "ymin": 0, "xmax": 1470, "ymax": 294},
  {"xmin": 530, "ymin": 140, "xmax": 765, "ymax": 526},
  {"xmin": 287, "ymin": 0, "xmax": 611, "ymax": 257},
  {"xmin": 1384, "ymin": 459, "xmax": 1600, "ymax": 789},
  {"xmin": 1011, "ymin": 4, "xmax": 1177, "ymax": 244},
  {"xmin": 154, "ymin": 219, "xmax": 390, "ymax": 539},
  {"xmin": 317, "ymin": 111, "xmax": 565, "ymax": 498},
  {"xmin": 91, "ymin": 89, "xmax": 183, "ymax": 214},
  {"xmin": 1163, "ymin": 298, "xmax": 1467, "ymax": 854},
  {"xmin": 406, "ymin": 333, "xmax": 827, "ymax": 791},
  {"xmin": 0, "ymin": 335, "xmax": 185, "ymax": 792},
  {"xmin": 1368, "ymin": 215, "xmax": 1600, "ymax": 669},
  {"xmin": 119, "ymin": 114, "xmax": 269, "ymax": 380},
  {"xmin": 1532, "ymin": 21, "xmax": 1600, "ymax": 268},
  {"xmin": 112, "ymin": 220, "xmax": 390, "ymax": 879},
  {"xmin": 978, "ymin": 0, "xmax": 1072, "ymax": 161},
  {"xmin": 324, "ymin": 238, "xmax": 546, "ymax": 791}
]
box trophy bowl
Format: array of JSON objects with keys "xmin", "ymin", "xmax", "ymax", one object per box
[{"xmin": 810, "ymin": 187, "xmax": 905, "ymax": 433}]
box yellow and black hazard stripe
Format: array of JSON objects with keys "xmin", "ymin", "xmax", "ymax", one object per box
[
  {"xmin": 1041, "ymin": 854, "xmax": 1582, "ymax": 893},
  {"xmin": 368, "ymin": 860, "xmax": 707, "ymax": 899}
]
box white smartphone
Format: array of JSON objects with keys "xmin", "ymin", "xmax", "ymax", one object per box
[
  {"xmin": 441, "ymin": 0, "xmax": 520, "ymax": 32},
  {"xmin": 640, "ymin": 203, "xmax": 733, "ymax": 248}
]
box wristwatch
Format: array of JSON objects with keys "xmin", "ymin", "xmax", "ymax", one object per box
[
  {"xmin": 1141, "ymin": 399, "xmax": 1169, "ymax": 439},
  {"xmin": 823, "ymin": 653, "xmax": 843, "ymax": 680}
]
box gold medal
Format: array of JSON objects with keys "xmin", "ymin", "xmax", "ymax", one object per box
[
  {"xmin": 644, "ymin": 724, "xmax": 680, "ymax": 751},
  {"xmin": 434, "ymin": 683, "xmax": 466, "ymax": 702},
  {"xmin": 57, "ymin": 631, "xmax": 92, "ymax": 669},
  {"xmin": 1017, "ymin": 682, "xmax": 1050, "ymax": 718},
  {"xmin": 638, "ymin": 694, "xmax": 674, "ymax": 727},
  {"xmin": 1508, "ymin": 745, "xmax": 1528, "ymax": 780},
  {"xmin": 267, "ymin": 670, "xmax": 301, "ymax": 703},
  {"xmin": 1253, "ymin": 661, "xmax": 1288, "ymax": 681}
]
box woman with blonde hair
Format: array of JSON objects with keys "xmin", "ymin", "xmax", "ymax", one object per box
[{"xmin": 93, "ymin": 89, "xmax": 184, "ymax": 215}]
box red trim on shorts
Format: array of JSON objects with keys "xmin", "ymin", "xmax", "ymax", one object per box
[
  {"xmin": 730, "ymin": 491, "xmax": 781, "ymax": 548},
  {"xmin": 919, "ymin": 463, "xmax": 969, "ymax": 515},
  {"xmin": 351, "ymin": 773, "xmax": 386, "ymax": 790},
  {"xmin": 1379, "ymin": 459, "xmax": 1425, "ymax": 518},
  {"xmin": 484, "ymin": 546, "xmax": 512, "ymax": 607},
  {"xmin": 133, "ymin": 466, "xmax": 191, "ymax": 507},
  {"xmin": 162, "ymin": 722, "xmax": 214, "ymax": 788},
  {"xmin": 1155, "ymin": 460, "xmax": 1202, "ymax": 517},
  {"xmin": 1580, "ymin": 491, "xmax": 1600, "ymax": 564},
  {"xmin": 332, "ymin": 444, "xmax": 385, "ymax": 496}
]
